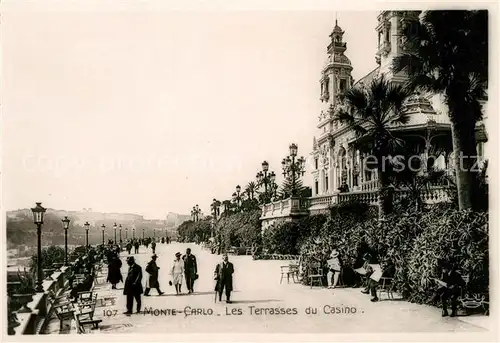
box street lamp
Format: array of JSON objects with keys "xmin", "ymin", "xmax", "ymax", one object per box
[
  {"xmin": 61, "ymin": 216, "xmax": 71, "ymax": 266},
  {"xmin": 113, "ymin": 222, "xmax": 117, "ymax": 243},
  {"xmin": 84, "ymin": 221, "xmax": 90, "ymax": 248},
  {"xmin": 119, "ymin": 224, "xmax": 122, "ymax": 243},
  {"xmin": 125, "ymin": 227, "xmax": 128, "ymax": 240},
  {"xmin": 142, "ymin": 228, "xmax": 145, "ymax": 239},
  {"xmin": 101, "ymin": 224, "xmax": 106, "ymax": 245},
  {"xmin": 282, "ymin": 143, "xmax": 306, "ymax": 197},
  {"xmin": 31, "ymin": 202, "xmax": 46, "ymax": 293},
  {"xmin": 256, "ymin": 161, "xmax": 277, "ymax": 204},
  {"xmin": 133, "ymin": 228, "xmax": 135, "ymax": 239}
]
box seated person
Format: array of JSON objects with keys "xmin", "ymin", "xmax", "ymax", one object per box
[
  {"xmin": 327, "ymin": 249, "xmax": 342, "ymax": 289},
  {"xmin": 433, "ymin": 259, "xmax": 465, "ymax": 317},
  {"xmin": 365, "ymin": 258, "xmax": 395, "ymax": 302}
]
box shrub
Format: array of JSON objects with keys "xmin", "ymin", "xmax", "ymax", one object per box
[
  {"xmin": 215, "ymin": 210, "xmax": 261, "ymax": 251},
  {"xmin": 30, "ymin": 246, "xmax": 65, "ymax": 273},
  {"xmin": 296, "ymin": 201, "xmax": 488, "ymax": 307}
]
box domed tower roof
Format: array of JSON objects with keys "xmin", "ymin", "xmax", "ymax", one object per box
[{"xmin": 325, "ymin": 18, "xmax": 352, "ymax": 70}]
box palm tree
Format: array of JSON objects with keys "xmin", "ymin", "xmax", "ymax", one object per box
[
  {"xmin": 210, "ymin": 199, "xmax": 221, "ymax": 219},
  {"xmin": 245, "ymin": 182, "xmax": 257, "ymax": 200},
  {"xmin": 334, "ymin": 74, "xmax": 410, "ymax": 216},
  {"xmin": 392, "ymin": 10, "xmax": 488, "ymax": 211},
  {"xmin": 221, "ymin": 200, "xmax": 232, "ymax": 216}
]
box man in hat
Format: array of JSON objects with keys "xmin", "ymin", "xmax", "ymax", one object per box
[
  {"xmin": 434, "ymin": 259, "xmax": 465, "ymax": 317},
  {"xmin": 327, "ymin": 248, "xmax": 342, "ymax": 289},
  {"xmin": 183, "ymin": 248, "xmax": 198, "ymax": 294},
  {"xmin": 171, "ymin": 252, "xmax": 184, "ymax": 295},
  {"xmin": 123, "ymin": 256, "xmax": 143, "ymax": 315},
  {"xmin": 144, "ymin": 254, "xmax": 164, "ymax": 296},
  {"xmin": 214, "ymin": 253, "xmax": 234, "ymax": 303}
]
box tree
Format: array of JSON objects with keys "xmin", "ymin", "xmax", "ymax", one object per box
[
  {"xmin": 335, "ymin": 74, "xmax": 410, "ymax": 216},
  {"xmin": 245, "ymin": 182, "xmax": 257, "ymax": 200},
  {"xmin": 392, "ymin": 10, "xmax": 488, "ymax": 211},
  {"xmin": 279, "ymin": 176, "xmax": 307, "ymax": 200}
]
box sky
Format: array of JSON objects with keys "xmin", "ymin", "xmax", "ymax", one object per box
[{"xmin": 2, "ymin": 10, "xmax": 379, "ymax": 218}]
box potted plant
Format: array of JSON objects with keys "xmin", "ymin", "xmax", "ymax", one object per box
[{"xmin": 12, "ymin": 269, "xmax": 35, "ymax": 313}]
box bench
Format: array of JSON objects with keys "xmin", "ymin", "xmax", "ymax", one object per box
[
  {"xmin": 74, "ymin": 311, "xmax": 102, "ymax": 334},
  {"xmin": 53, "ymin": 302, "xmax": 76, "ymax": 331}
]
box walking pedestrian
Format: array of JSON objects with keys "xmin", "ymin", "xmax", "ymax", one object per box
[
  {"xmin": 134, "ymin": 241, "xmax": 139, "ymax": 254},
  {"xmin": 183, "ymin": 248, "xmax": 198, "ymax": 294},
  {"xmin": 107, "ymin": 254, "xmax": 123, "ymax": 289},
  {"xmin": 144, "ymin": 254, "xmax": 164, "ymax": 296},
  {"xmin": 126, "ymin": 241, "xmax": 132, "ymax": 255},
  {"xmin": 123, "ymin": 256, "xmax": 143, "ymax": 315},
  {"xmin": 151, "ymin": 240, "xmax": 157, "ymax": 254},
  {"xmin": 214, "ymin": 254, "xmax": 234, "ymax": 303},
  {"xmin": 171, "ymin": 252, "xmax": 184, "ymax": 295}
]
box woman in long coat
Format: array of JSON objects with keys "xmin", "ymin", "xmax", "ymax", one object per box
[{"xmin": 107, "ymin": 255, "xmax": 123, "ymax": 289}]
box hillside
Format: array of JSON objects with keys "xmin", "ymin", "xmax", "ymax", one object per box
[{"xmin": 6, "ymin": 208, "xmax": 189, "ymax": 248}]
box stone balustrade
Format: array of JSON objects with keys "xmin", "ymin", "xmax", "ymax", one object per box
[{"xmin": 262, "ymin": 186, "xmax": 451, "ymax": 219}]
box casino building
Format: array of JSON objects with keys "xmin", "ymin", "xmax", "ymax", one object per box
[{"xmin": 260, "ymin": 11, "xmax": 488, "ymax": 228}]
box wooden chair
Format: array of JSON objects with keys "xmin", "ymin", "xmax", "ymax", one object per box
[
  {"xmin": 74, "ymin": 310, "xmax": 102, "ymax": 334},
  {"xmin": 377, "ymin": 277, "xmax": 395, "ymax": 299},
  {"xmin": 308, "ymin": 262, "xmax": 324, "ymax": 288},
  {"xmin": 280, "ymin": 264, "xmax": 299, "ymax": 284},
  {"xmin": 53, "ymin": 302, "xmax": 75, "ymax": 330}
]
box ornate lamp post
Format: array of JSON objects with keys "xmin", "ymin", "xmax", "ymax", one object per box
[
  {"xmin": 31, "ymin": 202, "xmax": 46, "ymax": 293},
  {"xmin": 61, "ymin": 216, "xmax": 71, "ymax": 266},
  {"xmin": 282, "ymin": 143, "xmax": 306, "ymax": 197},
  {"xmin": 133, "ymin": 228, "xmax": 136, "ymax": 239},
  {"xmin": 101, "ymin": 224, "xmax": 106, "ymax": 245},
  {"xmin": 84, "ymin": 221, "xmax": 90, "ymax": 248},
  {"xmin": 113, "ymin": 223, "xmax": 117, "ymax": 243},
  {"xmin": 119, "ymin": 224, "xmax": 123, "ymax": 243},
  {"xmin": 125, "ymin": 227, "xmax": 128, "ymax": 240},
  {"xmin": 257, "ymin": 161, "xmax": 277, "ymax": 203},
  {"xmin": 153, "ymin": 229, "xmax": 156, "ymax": 239},
  {"xmin": 142, "ymin": 228, "xmax": 145, "ymax": 239}
]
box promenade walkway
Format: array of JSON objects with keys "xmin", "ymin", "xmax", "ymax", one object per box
[{"xmin": 73, "ymin": 242, "xmax": 489, "ymax": 334}]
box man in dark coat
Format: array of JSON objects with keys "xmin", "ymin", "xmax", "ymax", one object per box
[
  {"xmin": 214, "ymin": 254, "xmax": 234, "ymax": 303},
  {"xmin": 144, "ymin": 254, "xmax": 164, "ymax": 296},
  {"xmin": 107, "ymin": 255, "xmax": 123, "ymax": 289},
  {"xmin": 123, "ymin": 256, "xmax": 143, "ymax": 315},
  {"xmin": 151, "ymin": 241, "xmax": 157, "ymax": 254},
  {"xmin": 134, "ymin": 241, "xmax": 140, "ymax": 254},
  {"xmin": 183, "ymin": 248, "xmax": 198, "ymax": 294},
  {"xmin": 434, "ymin": 259, "xmax": 465, "ymax": 317}
]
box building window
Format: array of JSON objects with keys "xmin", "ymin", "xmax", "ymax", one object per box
[
  {"xmin": 315, "ymin": 158, "xmax": 318, "ymax": 170},
  {"xmin": 315, "ymin": 181, "xmax": 319, "ymax": 195},
  {"xmin": 340, "ymin": 79, "xmax": 346, "ymax": 92},
  {"xmin": 325, "ymin": 176, "xmax": 329, "ymax": 192}
]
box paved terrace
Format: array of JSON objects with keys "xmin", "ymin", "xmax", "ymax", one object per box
[{"xmin": 48, "ymin": 243, "xmax": 490, "ymax": 334}]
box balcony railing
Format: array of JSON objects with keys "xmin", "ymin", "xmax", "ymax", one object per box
[{"xmin": 261, "ymin": 186, "xmax": 451, "ymax": 219}]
